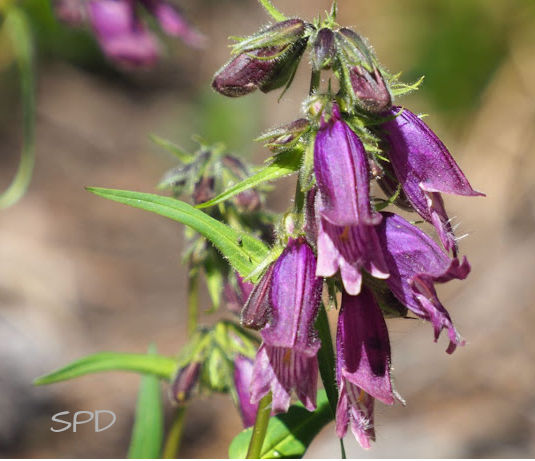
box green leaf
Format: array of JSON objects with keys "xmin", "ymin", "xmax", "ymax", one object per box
[
  {"xmin": 0, "ymin": 7, "xmax": 35, "ymax": 209},
  {"xmin": 228, "ymin": 390, "xmax": 332, "ymax": 459},
  {"xmin": 34, "ymin": 352, "xmax": 177, "ymax": 385},
  {"xmin": 128, "ymin": 345, "xmax": 164, "ymax": 459},
  {"xmin": 196, "ymin": 149, "xmax": 303, "ymax": 210},
  {"xmin": 257, "ymin": 0, "xmax": 287, "ymax": 22},
  {"xmin": 86, "ymin": 188, "xmax": 269, "ymax": 277},
  {"xmin": 150, "ymin": 134, "xmax": 195, "ymax": 163}
]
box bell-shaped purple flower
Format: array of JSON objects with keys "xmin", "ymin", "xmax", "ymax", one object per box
[
  {"xmin": 233, "ymin": 355, "xmax": 258, "ymax": 428},
  {"xmin": 88, "ymin": 0, "xmax": 159, "ymax": 67},
  {"xmin": 315, "ymin": 193, "xmax": 389, "ymax": 295},
  {"xmin": 380, "ymin": 107, "xmax": 484, "ymax": 253},
  {"xmin": 314, "ymin": 104, "xmax": 380, "ymax": 227},
  {"xmin": 377, "ymin": 212, "xmax": 470, "ymax": 353},
  {"xmin": 336, "ymin": 289, "xmax": 394, "ymax": 405},
  {"xmin": 336, "ymin": 381, "xmax": 375, "ymax": 449},
  {"xmin": 250, "ymin": 238, "xmax": 322, "ymax": 414}
]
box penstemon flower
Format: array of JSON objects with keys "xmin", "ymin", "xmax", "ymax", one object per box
[{"xmin": 54, "ymin": 0, "xmax": 204, "ymax": 67}]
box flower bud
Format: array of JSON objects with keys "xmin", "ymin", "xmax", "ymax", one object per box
[
  {"xmin": 257, "ymin": 118, "xmax": 309, "ymax": 152},
  {"xmin": 171, "ymin": 361, "xmax": 201, "ymax": 405},
  {"xmin": 311, "ymin": 28, "xmax": 336, "ymax": 71},
  {"xmin": 192, "ymin": 176, "xmax": 215, "ymax": 205},
  {"xmin": 350, "ymin": 66, "xmax": 391, "ymax": 113},
  {"xmin": 336, "ymin": 28, "xmax": 374, "ymax": 70},
  {"xmin": 212, "ymin": 19, "xmax": 308, "ymax": 97}
]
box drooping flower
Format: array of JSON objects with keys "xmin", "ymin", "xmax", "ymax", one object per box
[
  {"xmin": 335, "ymin": 288, "xmax": 394, "ymax": 448},
  {"xmin": 377, "ymin": 212, "xmax": 470, "ymax": 353},
  {"xmin": 314, "ymin": 104, "xmax": 381, "ymax": 227},
  {"xmin": 250, "ymin": 238, "xmax": 322, "ymax": 414},
  {"xmin": 315, "ymin": 193, "xmax": 389, "ymax": 295},
  {"xmin": 233, "ymin": 355, "xmax": 258, "ymax": 428},
  {"xmin": 55, "ymin": 0, "xmax": 203, "ymax": 67},
  {"xmin": 379, "ymin": 107, "xmax": 484, "ymax": 254}
]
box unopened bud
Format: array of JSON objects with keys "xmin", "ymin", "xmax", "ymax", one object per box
[
  {"xmin": 192, "ymin": 176, "xmax": 215, "ymax": 205},
  {"xmin": 350, "ymin": 66, "xmax": 391, "ymax": 113},
  {"xmin": 311, "ymin": 28, "xmax": 336, "ymax": 71},
  {"xmin": 336, "ymin": 28, "xmax": 374, "ymax": 69},
  {"xmin": 171, "ymin": 361, "xmax": 201, "ymax": 405},
  {"xmin": 257, "ymin": 118, "xmax": 309, "ymax": 151}
]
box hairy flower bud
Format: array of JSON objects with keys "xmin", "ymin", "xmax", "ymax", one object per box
[
  {"xmin": 212, "ymin": 19, "xmax": 308, "ymax": 97},
  {"xmin": 171, "ymin": 361, "xmax": 201, "ymax": 405},
  {"xmin": 349, "ymin": 66, "xmax": 391, "ymax": 113},
  {"xmin": 311, "ymin": 28, "xmax": 336, "ymax": 71},
  {"xmin": 256, "ymin": 118, "xmax": 310, "ymax": 152}
]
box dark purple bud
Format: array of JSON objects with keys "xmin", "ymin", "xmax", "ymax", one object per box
[
  {"xmin": 315, "ymin": 193, "xmax": 389, "ymax": 295},
  {"xmin": 350, "ymin": 66, "xmax": 391, "ymax": 113},
  {"xmin": 336, "ymin": 381, "xmax": 375, "ymax": 449},
  {"xmin": 250, "ymin": 238, "xmax": 322, "ymax": 413},
  {"xmin": 192, "ymin": 176, "xmax": 215, "ymax": 205},
  {"xmin": 336, "ymin": 288, "xmax": 394, "ymax": 405},
  {"xmin": 88, "ymin": 0, "xmax": 159, "ymax": 67},
  {"xmin": 314, "ymin": 104, "xmax": 381, "ymax": 227},
  {"xmin": 311, "ymin": 28, "xmax": 336, "ymax": 71},
  {"xmin": 377, "ymin": 212, "xmax": 471, "ymax": 353},
  {"xmin": 171, "ymin": 361, "xmax": 201, "ymax": 405},
  {"xmin": 336, "ymin": 28, "xmax": 375, "ymax": 69},
  {"xmin": 233, "ymin": 355, "xmax": 258, "ymax": 428},
  {"xmin": 257, "ymin": 118, "xmax": 310, "ymax": 152},
  {"xmin": 241, "ymin": 264, "xmax": 275, "ymax": 329},
  {"xmin": 380, "ymin": 107, "xmax": 484, "ymax": 254},
  {"xmin": 233, "ymin": 19, "xmax": 306, "ymax": 53},
  {"xmin": 140, "ymin": 0, "xmax": 205, "ymax": 48}
]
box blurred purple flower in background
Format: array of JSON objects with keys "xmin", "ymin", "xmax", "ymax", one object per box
[
  {"xmin": 55, "ymin": 0, "xmax": 204, "ymax": 67},
  {"xmin": 233, "ymin": 355, "xmax": 258, "ymax": 428}
]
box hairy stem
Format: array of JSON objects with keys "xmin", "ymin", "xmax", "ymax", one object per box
[{"xmin": 246, "ymin": 393, "xmax": 272, "ymax": 459}]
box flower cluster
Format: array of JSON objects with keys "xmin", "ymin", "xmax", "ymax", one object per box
[
  {"xmin": 54, "ymin": 0, "xmax": 204, "ymax": 67},
  {"xmin": 210, "ymin": 5, "xmax": 483, "ymax": 450}
]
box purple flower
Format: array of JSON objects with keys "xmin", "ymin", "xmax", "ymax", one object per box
[
  {"xmin": 250, "ymin": 238, "xmax": 322, "ymax": 414},
  {"xmin": 171, "ymin": 361, "xmax": 201, "ymax": 404},
  {"xmin": 56, "ymin": 0, "xmax": 203, "ymax": 67},
  {"xmin": 380, "ymin": 107, "xmax": 484, "ymax": 254},
  {"xmin": 335, "ymin": 288, "xmax": 393, "ymax": 447},
  {"xmin": 315, "ymin": 193, "xmax": 389, "ymax": 295},
  {"xmin": 336, "ymin": 381, "xmax": 375, "ymax": 449},
  {"xmin": 377, "ymin": 212, "xmax": 470, "ymax": 353},
  {"xmin": 89, "ymin": 0, "xmax": 159, "ymax": 67},
  {"xmin": 314, "ymin": 104, "xmax": 380, "ymax": 227},
  {"xmin": 233, "ymin": 355, "xmax": 258, "ymax": 428},
  {"xmin": 224, "ymin": 274, "xmax": 254, "ymax": 315},
  {"xmin": 240, "ymin": 264, "xmax": 275, "ymax": 330}
]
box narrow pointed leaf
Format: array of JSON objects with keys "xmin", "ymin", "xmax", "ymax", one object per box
[
  {"xmin": 86, "ymin": 188, "xmax": 269, "ymax": 276},
  {"xmin": 128, "ymin": 345, "xmax": 164, "ymax": 459},
  {"xmin": 196, "ymin": 149, "xmax": 303, "ymax": 209},
  {"xmin": 257, "ymin": 0, "xmax": 287, "ymax": 22},
  {"xmin": 228, "ymin": 390, "xmax": 332, "ymax": 459},
  {"xmin": 34, "ymin": 352, "xmax": 177, "ymax": 385},
  {"xmin": 149, "ymin": 134, "xmax": 195, "ymax": 163}
]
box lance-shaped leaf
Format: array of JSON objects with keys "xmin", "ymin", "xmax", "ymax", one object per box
[
  {"xmin": 228, "ymin": 390, "xmax": 332, "ymax": 459},
  {"xmin": 86, "ymin": 188, "xmax": 269, "ymax": 277},
  {"xmin": 127, "ymin": 345, "xmax": 164, "ymax": 459},
  {"xmin": 196, "ymin": 148, "xmax": 303, "ymax": 209},
  {"xmin": 34, "ymin": 352, "xmax": 178, "ymax": 385}
]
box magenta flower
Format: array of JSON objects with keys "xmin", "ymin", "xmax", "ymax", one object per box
[
  {"xmin": 56, "ymin": 0, "xmax": 203, "ymax": 67},
  {"xmin": 335, "ymin": 288, "xmax": 394, "ymax": 448},
  {"xmin": 233, "ymin": 355, "xmax": 258, "ymax": 428},
  {"xmin": 250, "ymin": 238, "xmax": 322, "ymax": 414},
  {"xmin": 380, "ymin": 107, "xmax": 484, "ymax": 254},
  {"xmin": 315, "ymin": 193, "xmax": 389, "ymax": 295},
  {"xmin": 314, "ymin": 104, "xmax": 380, "ymax": 227},
  {"xmin": 377, "ymin": 212, "xmax": 470, "ymax": 353}
]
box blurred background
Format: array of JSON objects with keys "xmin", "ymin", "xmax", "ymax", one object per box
[{"xmin": 1, "ymin": 0, "xmax": 535, "ymax": 457}]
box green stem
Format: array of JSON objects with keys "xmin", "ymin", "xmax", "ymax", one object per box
[
  {"xmin": 187, "ymin": 267, "xmax": 199, "ymax": 337},
  {"xmin": 246, "ymin": 393, "xmax": 272, "ymax": 459},
  {"xmin": 162, "ymin": 407, "xmax": 187, "ymax": 459},
  {"xmin": 0, "ymin": 8, "xmax": 35, "ymax": 209}
]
